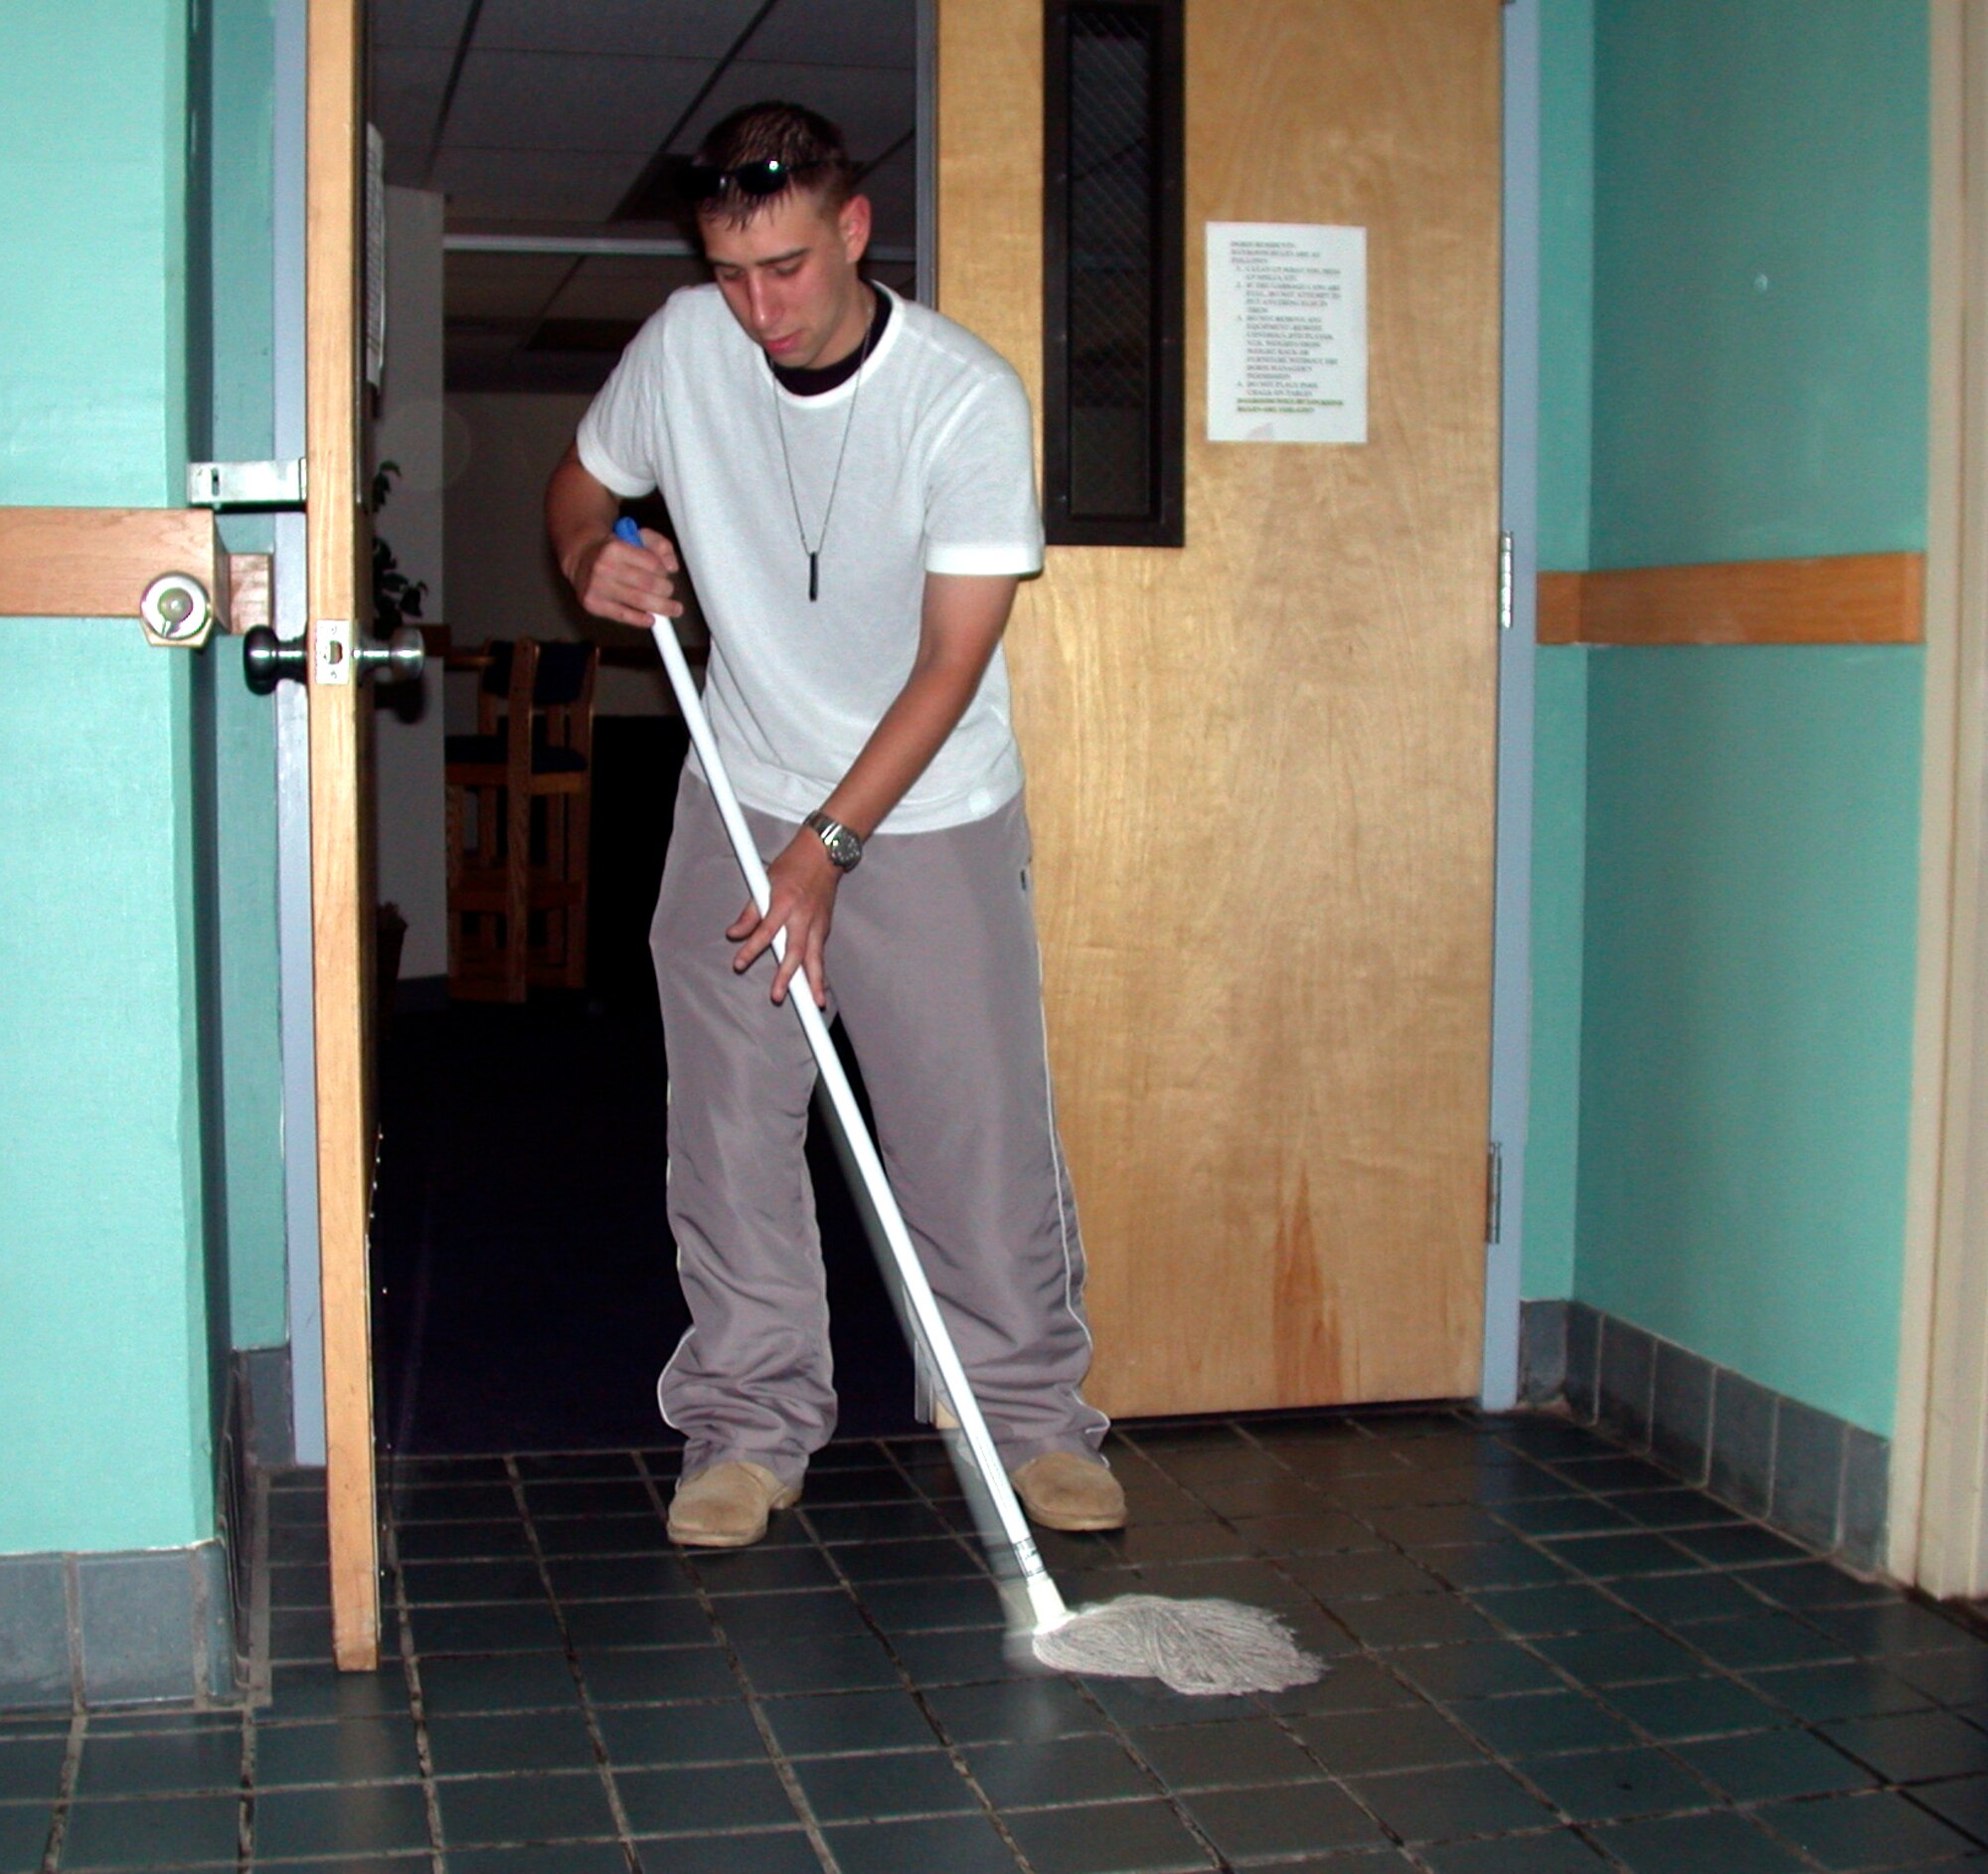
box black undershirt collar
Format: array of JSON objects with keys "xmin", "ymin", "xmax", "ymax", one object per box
[{"xmin": 768, "ymin": 284, "xmax": 890, "ymax": 398}]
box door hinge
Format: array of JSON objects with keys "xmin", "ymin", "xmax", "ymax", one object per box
[
  {"xmin": 188, "ymin": 458, "xmax": 307, "ymax": 509},
  {"xmin": 1498, "ymin": 531, "xmax": 1514, "ymax": 632},
  {"xmin": 1486, "ymin": 1141, "xmax": 1504, "ymax": 1245}
]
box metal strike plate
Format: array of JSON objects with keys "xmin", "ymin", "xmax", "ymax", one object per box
[
  {"xmin": 187, "ymin": 458, "xmax": 306, "ymax": 508},
  {"xmin": 315, "ymin": 617, "xmax": 353, "ymax": 686}
]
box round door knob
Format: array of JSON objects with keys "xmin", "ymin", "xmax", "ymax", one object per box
[
  {"xmin": 355, "ymin": 624, "xmax": 425, "ymax": 686},
  {"xmin": 242, "ymin": 626, "xmax": 307, "ymax": 695}
]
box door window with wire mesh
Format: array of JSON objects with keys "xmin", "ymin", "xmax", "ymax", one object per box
[{"xmin": 1045, "ymin": 0, "xmax": 1184, "ymax": 546}]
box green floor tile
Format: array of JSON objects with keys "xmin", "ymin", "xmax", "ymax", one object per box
[
  {"xmin": 61, "ymin": 1792, "xmax": 241, "ymax": 1868},
  {"xmin": 432, "ymin": 1768, "xmax": 618, "ymax": 1847},
  {"xmin": 252, "ymin": 1781, "xmax": 430, "ymax": 1859},
  {"xmin": 75, "ymin": 1726, "xmax": 243, "ymax": 1797},
  {"xmin": 251, "ymin": 1716, "xmax": 422, "ymax": 1788}
]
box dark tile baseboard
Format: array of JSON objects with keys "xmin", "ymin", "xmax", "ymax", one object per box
[
  {"xmin": 0, "ymin": 1346, "xmax": 287, "ymax": 1710},
  {"xmin": 1519, "ymin": 1298, "xmax": 1890, "ymax": 1573},
  {"xmin": 0, "ymin": 1543, "xmax": 234, "ymax": 1710}
]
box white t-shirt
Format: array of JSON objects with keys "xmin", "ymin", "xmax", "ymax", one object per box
[{"xmin": 578, "ymin": 282, "xmax": 1044, "ymax": 833}]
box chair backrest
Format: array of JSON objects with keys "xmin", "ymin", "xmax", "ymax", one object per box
[
  {"xmin": 476, "ymin": 637, "xmax": 540, "ymax": 754},
  {"xmin": 474, "ymin": 637, "xmax": 597, "ymax": 765}
]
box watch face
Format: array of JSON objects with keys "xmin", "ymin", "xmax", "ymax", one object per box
[{"xmin": 810, "ymin": 814, "xmax": 861, "ymax": 869}]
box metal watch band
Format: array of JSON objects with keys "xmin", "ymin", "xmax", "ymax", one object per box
[{"xmin": 804, "ymin": 810, "xmax": 863, "ymax": 871}]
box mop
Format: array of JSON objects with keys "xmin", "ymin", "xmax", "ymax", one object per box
[{"xmin": 621, "ymin": 521, "xmax": 1321, "ymax": 1696}]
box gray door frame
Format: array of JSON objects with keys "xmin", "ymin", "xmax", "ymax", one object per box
[{"xmin": 1482, "ymin": 0, "xmax": 1541, "ymax": 1412}]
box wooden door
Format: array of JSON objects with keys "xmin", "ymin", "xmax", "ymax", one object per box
[
  {"xmin": 307, "ymin": 0, "xmax": 382, "ymax": 1671},
  {"xmin": 937, "ymin": 0, "xmax": 1503, "ymax": 1414}
]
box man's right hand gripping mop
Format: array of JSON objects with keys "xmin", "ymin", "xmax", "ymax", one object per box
[{"xmin": 624, "ymin": 520, "xmax": 1322, "ymax": 1697}]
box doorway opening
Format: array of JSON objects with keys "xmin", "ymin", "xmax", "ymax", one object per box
[{"xmin": 362, "ymin": 0, "xmax": 926, "ymax": 1456}]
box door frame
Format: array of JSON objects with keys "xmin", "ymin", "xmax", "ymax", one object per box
[
  {"xmin": 305, "ymin": 0, "xmax": 382, "ymax": 1669},
  {"xmin": 1892, "ymin": 0, "xmax": 1984, "ymax": 1594},
  {"xmin": 1481, "ymin": 0, "xmax": 1541, "ymax": 1413},
  {"xmin": 293, "ymin": 0, "xmax": 1526, "ymax": 1664},
  {"xmin": 273, "ymin": 0, "xmax": 325, "ymax": 1473}
]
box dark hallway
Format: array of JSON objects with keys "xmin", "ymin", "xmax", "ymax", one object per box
[{"xmin": 371, "ymin": 716, "xmax": 918, "ymax": 1459}]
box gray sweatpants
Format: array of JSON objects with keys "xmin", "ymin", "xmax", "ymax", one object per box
[{"xmin": 652, "ymin": 767, "xmax": 1109, "ymax": 1487}]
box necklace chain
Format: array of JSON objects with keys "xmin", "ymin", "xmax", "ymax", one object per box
[{"xmin": 771, "ymin": 298, "xmax": 879, "ymax": 602}]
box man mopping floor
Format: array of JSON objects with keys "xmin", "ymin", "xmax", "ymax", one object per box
[{"xmin": 545, "ymin": 100, "xmax": 1123, "ymax": 1551}]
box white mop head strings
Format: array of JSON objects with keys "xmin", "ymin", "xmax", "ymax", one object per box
[{"xmin": 1034, "ymin": 1594, "xmax": 1324, "ymax": 1697}]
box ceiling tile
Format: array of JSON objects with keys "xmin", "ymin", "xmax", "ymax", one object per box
[
  {"xmin": 430, "ymin": 147, "xmax": 645, "ymax": 224},
  {"xmin": 372, "ymin": 47, "xmax": 456, "ymax": 182},
  {"xmin": 855, "ymin": 136, "xmax": 916, "ymax": 252},
  {"xmin": 445, "ymin": 50, "xmax": 712, "ymax": 154},
  {"xmin": 678, "ymin": 59, "xmax": 914, "ymax": 163},
  {"xmin": 544, "ymin": 256, "xmax": 708, "ymax": 322},
  {"xmin": 372, "ymin": 0, "xmax": 475, "ymax": 51},
  {"xmin": 443, "ymin": 252, "xmax": 578, "ymax": 320},
  {"xmin": 743, "ymin": 0, "xmax": 917, "ymax": 71},
  {"xmin": 476, "ymin": 0, "xmax": 769, "ymax": 61},
  {"xmin": 444, "ymin": 326, "xmax": 530, "ymax": 372},
  {"xmin": 446, "ymin": 331, "xmax": 618, "ymax": 394}
]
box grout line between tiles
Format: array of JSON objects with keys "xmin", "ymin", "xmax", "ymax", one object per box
[
  {"xmin": 381, "ymin": 1515, "xmax": 451, "ymax": 1874},
  {"xmin": 1157, "ymin": 1413, "xmax": 1632, "ymax": 1874},
  {"xmin": 629, "ymin": 1449, "xmax": 843, "ymax": 1874},
  {"xmin": 235, "ymin": 1703, "xmax": 253, "ymax": 1873},
  {"xmin": 504, "ymin": 1455, "xmax": 646, "ymax": 1874},
  {"xmin": 243, "ymin": 1467, "xmax": 275, "ymax": 1713},
  {"xmin": 35, "ymin": 1709, "xmax": 84, "ymax": 1874},
  {"xmin": 1144, "ymin": 1412, "xmax": 1839, "ymax": 1873},
  {"xmin": 219, "ymin": 1414, "xmax": 1988, "ymax": 1873},
  {"xmin": 784, "ymin": 1437, "xmax": 1038, "ymax": 1872}
]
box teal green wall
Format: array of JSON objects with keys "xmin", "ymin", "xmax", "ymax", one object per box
[
  {"xmin": 0, "ymin": 1, "xmax": 218, "ymax": 1554},
  {"xmin": 1525, "ymin": 0, "xmax": 1594, "ymax": 1301},
  {"xmin": 1537, "ymin": 0, "xmax": 1593, "ymax": 576},
  {"xmin": 1580, "ymin": 650, "xmax": 1921, "ymax": 1433},
  {"xmin": 0, "ymin": 9, "xmax": 188, "ymax": 505},
  {"xmin": 1527, "ymin": 650, "xmax": 1586, "ymax": 1301},
  {"xmin": 1571, "ymin": 0, "xmax": 1929, "ymax": 1437},
  {"xmin": 204, "ymin": 0, "xmax": 288, "ymax": 1351},
  {"xmin": 1588, "ymin": 0, "xmax": 1928, "ymax": 569}
]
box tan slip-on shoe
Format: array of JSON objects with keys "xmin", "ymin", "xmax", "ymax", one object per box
[
  {"xmin": 1010, "ymin": 1450, "xmax": 1127, "ymax": 1532},
  {"xmin": 667, "ymin": 1460, "xmax": 801, "ymax": 1548}
]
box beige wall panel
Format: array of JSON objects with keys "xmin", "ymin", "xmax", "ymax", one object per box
[{"xmin": 938, "ymin": 0, "xmax": 1502, "ymax": 1415}]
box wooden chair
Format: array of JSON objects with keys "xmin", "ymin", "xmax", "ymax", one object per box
[{"xmin": 444, "ymin": 638, "xmax": 598, "ymax": 1001}]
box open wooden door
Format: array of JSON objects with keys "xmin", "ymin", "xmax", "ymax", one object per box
[
  {"xmin": 938, "ymin": 0, "xmax": 1503, "ymax": 1414},
  {"xmin": 306, "ymin": 0, "xmax": 382, "ymax": 1671}
]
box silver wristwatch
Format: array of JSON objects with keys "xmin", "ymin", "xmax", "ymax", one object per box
[{"xmin": 804, "ymin": 810, "xmax": 863, "ymax": 872}]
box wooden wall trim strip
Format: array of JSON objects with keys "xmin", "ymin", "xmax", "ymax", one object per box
[
  {"xmin": 0, "ymin": 507, "xmax": 219, "ymax": 619},
  {"xmin": 1537, "ymin": 551, "xmax": 1925, "ymax": 646},
  {"xmin": 1537, "ymin": 571, "xmax": 1583, "ymax": 644}
]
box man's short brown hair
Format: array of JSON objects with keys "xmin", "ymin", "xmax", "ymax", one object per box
[{"xmin": 691, "ymin": 101, "xmax": 855, "ymax": 229}]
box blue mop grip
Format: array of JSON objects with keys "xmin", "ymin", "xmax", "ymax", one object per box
[{"xmin": 613, "ymin": 516, "xmax": 644, "ymax": 548}]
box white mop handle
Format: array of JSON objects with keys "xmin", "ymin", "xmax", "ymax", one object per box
[{"xmin": 640, "ymin": 602, "xmax": 1066, "ymax": 1629}]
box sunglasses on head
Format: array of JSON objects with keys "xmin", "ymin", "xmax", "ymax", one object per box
[{"xmin": 683, "ymin": 156, "xmax": 825, "ymax": 203}]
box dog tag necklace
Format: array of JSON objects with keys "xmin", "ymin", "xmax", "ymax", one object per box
[{"xmin": 772, "ymin": 301, "xmax": 877, "ymax": 602}]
